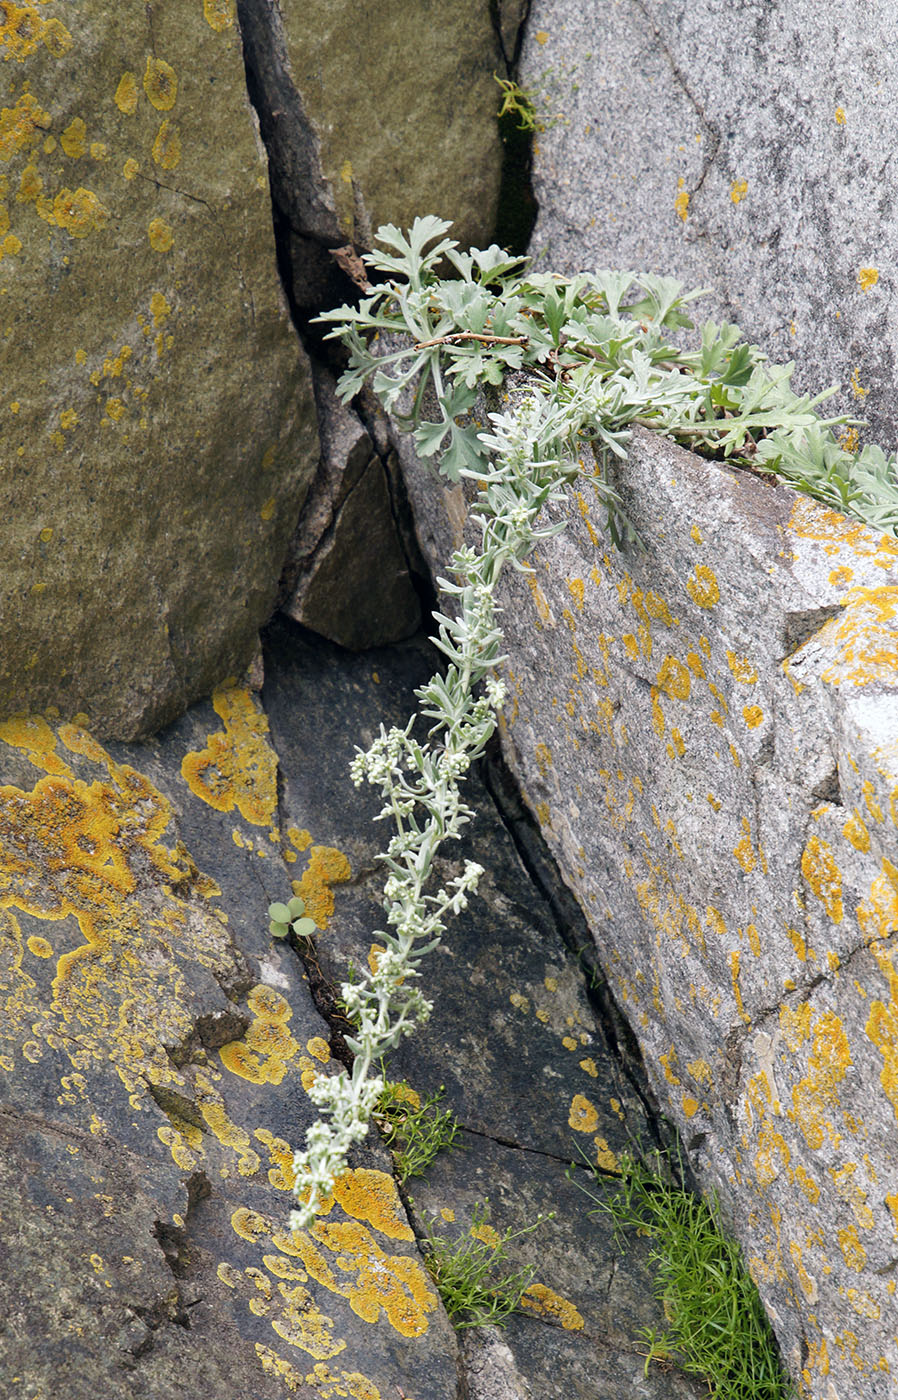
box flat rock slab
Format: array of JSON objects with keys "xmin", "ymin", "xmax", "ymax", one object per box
[
  {"xmin": 263, "ymin": 619, "xmax": 708, "ymax": 1400},
  {"xmin": 0, "ymin": 690, "xmax": 457, "ymax": 1400}
]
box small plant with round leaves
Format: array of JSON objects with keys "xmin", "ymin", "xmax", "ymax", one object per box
[{"xmin": 268, "ymin": 895, "xmax": 318, "ymax": 941}]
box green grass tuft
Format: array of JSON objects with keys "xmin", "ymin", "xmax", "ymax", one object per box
[
  {"xmin": 374, "ymin": 1079, "xmax": 462, "ymax": 1184},
  {"xmin": 418, "ymin": 1201, "xmax": 550, "ymax": 1328},
  {"xmin": 582, "ymin": 1151, "xmax": 794, "ymax": 1400}
]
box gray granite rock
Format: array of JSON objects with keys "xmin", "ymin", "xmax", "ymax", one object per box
[
  {"xmin": 398, "ymin": 423, "xmax": 898, "ymax": 1400},
  {"xmin": 521, "ymin": 0, "xmax": 898, "ymax": 453}
]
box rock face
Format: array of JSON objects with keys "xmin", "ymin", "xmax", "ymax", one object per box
[
  {"xmin": 280, "ymin": 373, "xmax": 421, "ymax": 648},
  {"xmin": 237, "ymin": 0, "xmax": 514, "ymax": 312},
  {"xmin": 0, "ymin": 623, "xmax": 710, "ymax": 1400},
  {"xmin": 520, "ymin": 0, "xmax": 898, "ymax": 449},
  {"xmin": 399, "ymin": 428, "xmax": 898, "ymax": 1400},
  {"xmin": 0, "ymin": 0, "xmax": 318, "ymax": 739}
]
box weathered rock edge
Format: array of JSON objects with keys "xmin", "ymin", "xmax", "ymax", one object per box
[{"xmin": 398, "ymin": 424, "xmax": 898, "ymax": 1400}]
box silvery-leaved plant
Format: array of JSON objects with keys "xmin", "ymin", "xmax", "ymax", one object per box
[{"xmin": 284, "ymin": 216, "xmax": 898, "ymax": 1226}]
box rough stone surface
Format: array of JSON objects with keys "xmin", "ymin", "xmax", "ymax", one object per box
[
  {"xmin": 521, "ymin": 0, "xmax": 898, "ymax": 449},
  {"xmin": 399, "ymin": 428, "xmax": 898, "ymax": 1400},
  {"xmin": 0, "ymin": 0, "xmax": 318, "ymax": 739},
  {"xmin": 282, "ymin": 372, "xmax": 421, "ymax": 648},
  {"xmin": 263, "ymin": 619, "xmax": 709, "ymax": 1400},
  {"xmin": 0, "ymin": 687, "xmax": 458, "ymax": 1400},
  {"xmin": 238, "ymin": 0, "xmax": 512, "ymax": 310}
]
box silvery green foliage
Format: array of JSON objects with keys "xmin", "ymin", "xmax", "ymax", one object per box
[{"xmin": 288, "ymin": 218, "xmax": 898, "ymax": 1227}]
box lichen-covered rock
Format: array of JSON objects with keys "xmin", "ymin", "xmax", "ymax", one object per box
[
  {"xmin": 0, "ymin": 688, "xmax": 460, "ymax": 1399},
  {"xmin": 238, "ymin": 0, "xmax": 511, "ymax": 309},
  {"xmin": 263, "ymin": 619, "xmax": 709, "ymax": 1400},
  {"xmin": 0, "ymin": 0, "xmax": 317, "ymax": 739},
  {"xmin": 281, "ymin": 373, "xmax": 420, "ymax": 648},
  {"xmin": 399, "ymin": 429, "xmax": 898, "ymax": 1400},
  {"xmin": 521, "ymin": 0, "xmax": 898, "ymax": 448}
]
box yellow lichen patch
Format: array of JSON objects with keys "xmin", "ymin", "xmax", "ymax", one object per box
[
  {"xmin": 734, "ymin": 817, "xmax": 756, "ymax": 874},
  {"xmin": 469, "ymin": 1220, "xmax": 500, "ymax": 1248},
  {"xmin": 199, "ymin": 1093, "xmax": 261, "ymax": 1177},
  {"xmin": 204, "ymin": 0, "xmax": 235, "ymax": 31},
  {"xmin": 122, "ymin": 156, "xmax": 139, "ymax": 179},
  {"xmin": 674, "ymin": 178, "xmax": 689, "ymax": 221},
  {"xmin": 801, "ymin": 833, "xmax": 843, "ymax": 923},
  {"xmin": 157, "ymin": 1123, "xmax": 198, "ymax": 1171},
  {"xmin": 148, "ymin": 216, "xmax": 173, "ymax": 252},
  {"xmin": 654, "ymin": 655, "xmax": 691, "ymax": 701},
  {"xmin": 726, "ymin": 651, "xmax": 758, "ymax": 684},
  {"xmin": 685, "ymin": 564, "xmax": 719, "ymax": 609},
  {"xmin": 151, "ymin": 118, "xmax": 181, "ymax": 170},
  {"xmin": 837, "ymin": 1225, "xmax": 867, "ymax": 1272},
  {"xmin": 814, "ymin": 586, "xmax": 898, "ymax": 688},
  {"xmin": 579, "ymin": 1057, "xmax": 598, "ymax": 1077},
  {"xmin": 567, "ymin": 577, "xmax": 585, "ymax": 610},
  {"xmin": 526, "ymin": 573, "xmax": 552, "ymax": 624},
  {"xmin": 47, "ymin": 186, "xmax": 109, "ymax": 239},
  {"xmin": 0, "ymin": 719, "xmax": 239, "ymax": 1099},
  {"xmin": 26, "ymin": 934, "xmax": 52, "ymax": 958},
  {"xmin": 304, "ymin": 1363, "xmax": 382, "ymax": 1400},
  {"xmin": 792, "ymin": 1011, "xmax": 852, "ymax": 1150},
  {"xmin": 865, "ymin": 946, "xmax": 898, "ymax": 1120},
  {"xmin": 0, "ymin": 91, "xmax": 51, "ymax": 161},
  {"xmin": 306, "ymin": 1036, "xmax": 331, "ymax": 1064},
  {"xmin": 181, "ymin": 686, "xmax": 278, "ymax": 826},
  {"xmin": 568, "ymin": 1093, "xmax": 599, "ymax": 1133},
  {"xmin": 520, "ymin": 1283, "xmax": 584, "ymax": 1330},
  {"xmin": 292, "ymin": 1219, "xmax": 437, "ymax": 1337},
  {"xmin": 0, "ymin": 715, "xmax": 71, "ymax": 775},
  {"xmin": 293, "ymin": 847, "xmax": 351, "ymax": 930},
  {"xmin": 144, "ymin": 57, "xmax": 178, "ymax": 111},
  {"xmin": 1, "ymin": 2, "xmax": 72, "ymax": 60},
  {"xmin": 835, "ymin": 105, "xmax": 846, "ymax": 124},
  {"xmin": 857, "ymin": 859, "xmax": 898, "ymax": 943},
  {"xmin": 60, "ymin": 117, "xmax": 86, "ymax": 159},
  {"xmin": 593, "ymin": 1135, "xmax": 619, "ymax": 1171},
  {"xmin": 742, "ymin": 705, "xmax": 764, "ymax": 729},
  {"xmin": 857, "ymin": 267, "xmax": 879, "ymax": 293},
  {"xmin": 219, "ymin": 983, "xmax": 300, "ymax": 1087},
  {"xmin": 114, "ymin": 71, "xmax": 139, "ymax": 114},
  {"xmin": 730, "ymin": 179, "xmax": 748, "ymax": 205},
  {"xmin": 254, "ymin": 1129, "xmax": 297, "ymax": 1192},
  {"xmin": 331, "ymin": 1170, "xmax": 413, "ymax": 1242}
]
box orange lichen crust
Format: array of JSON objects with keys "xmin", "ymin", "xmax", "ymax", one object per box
[
  {"xmin": 219, "ymin": 983, "xmax": 301, "ymax": 1086},
  {"xmin": 520, "ymin": 1282, "xmax": 585, "ymax": 1330},
  {"xmin": 0, "ymin": 716, "xmax": 238, "ymax": 1098},
  {"xmin": 223, "ymin": 1169, "xmax": 435, "ymax": 1353},
  {"xmin": 293, "ymin": 846, "xmax": 351, "ymax": 929},
  {"xmin": 181, "ymin": 685, "xmax": 279, "ymax": 826}
]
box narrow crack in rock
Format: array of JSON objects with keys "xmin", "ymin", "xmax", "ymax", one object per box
[{"xmin": 627, "ymin": 0, "xmax": 721, "ymax": 198}]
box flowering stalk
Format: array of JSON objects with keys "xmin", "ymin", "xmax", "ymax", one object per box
[{"xmin": 289, "ymin": 391, "xmax": 578, "ymax": 1225}]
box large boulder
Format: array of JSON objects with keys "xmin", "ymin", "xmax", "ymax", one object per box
[
  {"xmin": 0, "ymin": 0, "xmax": 317, "ymax": 739},
  {"xmin": 520, "ymin": 1, "xmax": 898, "ymax": 449},
  {"xmin": 398, "ymin": 427, "xmax": 898, "ymax": 1400}
]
